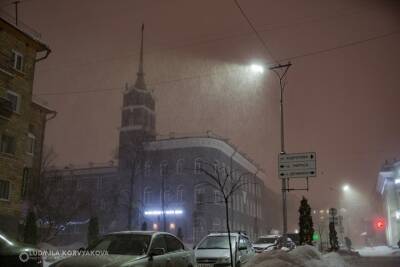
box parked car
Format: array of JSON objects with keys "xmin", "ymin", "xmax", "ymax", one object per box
[
  {"xmin": 194, "ymin": 232, "xmax": 255, "ymax": 267},
  {"xmin": 0, "ymin": 231, "xmax": 43, "ymax": 266},
  {"xmin": 252, "ymin": 235, "xmax": 280, "ymax": 253},
  {"xmin": 275, "ymin": 236, "xmax": 296, "ymax": 251},
  {"xmin": 49, "ymin": 231, "xmax": 195, "ymax": 267}
]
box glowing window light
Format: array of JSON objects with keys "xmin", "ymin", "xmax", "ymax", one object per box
[
  {"xmin": 144, "ymin": 209, "xmax": 183, "ymax": 216},
  {"xmin": 170, "ymin": 223, "xmax": 176, "ymax": 230},
  {"xmin": 153, "ymin": 223, "xmax": 158, "ymax": 230},
  {"xmin": 395, "ymin": 178, "xmax": 400, "ymax": 184}
]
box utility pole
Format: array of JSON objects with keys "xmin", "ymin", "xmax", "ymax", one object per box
[{"xmin": 269, "ymin": 62, "xmax": 292, "ymax": 246}]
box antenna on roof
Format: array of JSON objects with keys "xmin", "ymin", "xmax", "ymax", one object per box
[{"xmin": 13, "ymin": 1, "xmax": 20, "ymax": 26}]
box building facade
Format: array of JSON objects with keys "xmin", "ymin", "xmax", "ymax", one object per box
[
  {"xmin": 43, "ymin": 25, "xmax": 280, "ymax": 245},
  {"xmin": 377, "ymin": 160, "xmax": 400, "ymax": 247},
  {"xmin": 0, "ymin": 16, "xmax": 53, "ymax": 237}
]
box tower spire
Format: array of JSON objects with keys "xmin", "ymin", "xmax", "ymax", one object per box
[{"xmin": 134, "ymin": 23, "xmax": 146, "ymax": 89}]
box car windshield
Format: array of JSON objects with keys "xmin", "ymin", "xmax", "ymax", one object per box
[
  {"xmin": 90, "ymin": 234, "xmax": 151, "ymax": 255},
  {"xmin": 197, "ymin": 236, "xmax": 237, "ymax": 249},
  {"xmin": 255, "ymin": 238, "xmax": 277, "ymax": 244}
]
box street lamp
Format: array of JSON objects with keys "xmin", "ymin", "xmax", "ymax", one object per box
[
  {"xmin": 249, "ymin": 64, "xmax": 264, "ymax": 74},
  {"xmin": 342, "ymin": 184, "xmax": 350, "ymax": 192}
]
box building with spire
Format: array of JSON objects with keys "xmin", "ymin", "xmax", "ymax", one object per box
[{"xmin": 43, "ymin": 25, "xmax": 280, "ymax": 245}]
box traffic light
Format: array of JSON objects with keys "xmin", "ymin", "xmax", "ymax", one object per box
[{"xmin": 374, "ymin": 217, "xmax": 385, "ymax": 231}]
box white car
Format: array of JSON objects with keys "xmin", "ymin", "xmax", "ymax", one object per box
[
  {"xmin": 49, "ymin": 231, "xmax": 195, "ymax": 267},
  {"xmin": 194, "ymin": 232, "xmax": 255, "ymax": 267},
  {"xmin": 252, "ymin": 235, "xmax": 280, "ymax": 253}
]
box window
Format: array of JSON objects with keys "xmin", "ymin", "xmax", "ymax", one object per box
[
  {"xmin": 176, "ymin": 185, "xmax": 184, "ymax": 202},
  {"xmin": 194, "ymin": 186, "xmax": 205, "ymax": 204},
  {"xmin": 165, "ymin": 235, "xmax": 184, "ymax": 252},
  {"xmin": 12, "ymin": 50, "xmax": 24, "ymax": 71},
  {"xmin": 150, "ymin": 235, "xmax": 167, "ymax": 252},
  {"xmin": 27, "ymin": 132, "xmax": 35, "ymax": 155},
  {"xmin": 0, "ymin": 134, "xmax": 16, "ymax": 154},
  {"xmin": 164, "ymin": 189, "xmax": 172, "ymax": 202},
  {"xmin": 21, "ymin": 168, "xmax": 30, "ymax": 198},
  {"xmin": 176, "ymin": 159, "xmax": 183, "ymax": 175},
  {"xmin": 6, "ymin": 91, "xmax": 20, "ymax": 113},
  {"xmin": 194, "ymin": 158, "xmax": 202, "ymax": 174},
  {"xmin": 144, "ymin": 187, "xmax": 152, "ymax": 204},
  {"xmin": 0, "ymin": 180, "xmax": 10, "ymax": 200},
  {"xmin": 160, "ymin": 160, "xmax": 168, "ymax": 176},
  {"xmin": 144, "ymin": 161, "xmax": 151, "ymax": 176}
]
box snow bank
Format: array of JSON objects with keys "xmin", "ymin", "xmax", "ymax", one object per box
[
  {"xmin": 357, "ymin": 246, "xmax": 400, "ymax": 257},
  {"xmin": 246, "ymin": 245, "xmax": 350, "ymax": 267}
]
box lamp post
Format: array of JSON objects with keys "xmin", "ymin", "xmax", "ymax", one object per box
[{"xmin": 249, "ymin": 62, "xmax": 292, "ymax": 245}]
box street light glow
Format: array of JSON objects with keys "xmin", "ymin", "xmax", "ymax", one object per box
[
  {"xmin": 250, "ymin": 64, "xmax": 264, "ymax": 74},
  {"xmin": 342, "ymin": 184, "xmax": 350, "ymax": 192}
]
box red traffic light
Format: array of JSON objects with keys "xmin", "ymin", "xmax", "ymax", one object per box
[{"xmin": 374, "ymin": 218, "xmax": 385, "ymax": 231}]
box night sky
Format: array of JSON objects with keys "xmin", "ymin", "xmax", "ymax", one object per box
[{"xmin": 3, "ymin": 0, "xmax": 400, "ymax": 232}]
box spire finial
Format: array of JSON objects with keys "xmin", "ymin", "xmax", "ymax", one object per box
[{"xmin": 134, "ymin": 23, "xmax": 146, "ymax": 89}]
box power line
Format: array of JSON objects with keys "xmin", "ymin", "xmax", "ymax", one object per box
[
  {"xmin": 28, "ymin": 1, "xmax": 386, "ymax": 74},
  {"xmin": 34, "ymin": 28, "xmax": 399, "ymax": 97},
  {"xmin": 233, "ymin": 0, "xmax": 277, "ymax": 64},
  {"xmin": 279, "ymin": 29, "xmax": 400, "ymax": 62}
]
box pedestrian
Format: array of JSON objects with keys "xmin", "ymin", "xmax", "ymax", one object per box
[
  {"xmin": 397, "ymin": 239, "xmax": 400, "ymax": 249},
  {"xmin": 344, "ymin": 236, "xmax": 352, "ymax": 251}
]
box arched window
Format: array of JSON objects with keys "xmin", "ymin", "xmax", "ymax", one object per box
[
  {"xmin": 194, "ymin": 158, "xmax": 202, "ymax": 175},
  {"xmin": 144, "ymin": 187, "xmax": 152, "ymax": 204},
  {"xmin": 160, "ymin": 160, "xmax": 168, "ymax": 176},
  {"xmin": 194, "ymin": 185, "xmax": 205, "ymax": 204},
  {"xmin": 176, "ymin": 159, "xmax": 184, "ymax": 175},
  {"xmin": 177, "ymin": 185, "xmax": 184, "ymax": 202},
  {"xmin": 164, "ymin": 187, "xmax": 172, "ymax": 202},
  {"xmin": 144, "ymin": 161, "xmax": 151, "ymax": 177}
]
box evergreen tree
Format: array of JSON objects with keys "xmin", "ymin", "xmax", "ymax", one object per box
[
  {"xmin": 23, "ymin": 211, "xmax": 38, "ymax": 245},
  {"xmin": 177, "ymin": 227, "xmax": 183, "ymax": 241},
  {"xmin": 87, "ymin": 216, "xmax": 99, "ymax": 247},
  {"xmin": 141, "ymin": 221, "xmax": 148, "ymax": 231},
  {"xmin": 329, "ymin": 222, "xmax": 339, "ymax": 251},
  {"xmin": 298, "ymin": 196, "xmax": 314, "ymax": 245}
]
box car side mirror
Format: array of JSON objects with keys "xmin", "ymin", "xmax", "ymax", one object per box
[{"xmin": 149, "ymin": 248, "xmax": 165, "ymax": 258}]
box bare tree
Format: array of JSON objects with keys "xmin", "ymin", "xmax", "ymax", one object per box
[
  {"xmin": 198, "ymin": 160, "xmax": 256, "ymax": 267},
  {"xmin": 30, "ymin": 147, "xmax": 90, "ymax": 242}
]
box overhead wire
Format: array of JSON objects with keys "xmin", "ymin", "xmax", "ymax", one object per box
[{"xmin": 34, "ymin": 28, "xmax": 399, "ymax": 97}]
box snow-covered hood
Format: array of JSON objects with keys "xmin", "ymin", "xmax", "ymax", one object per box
[
  {"xmin": 253, "ymin": 243, "xmax": 275, "ymax": 249},
  {"xmin": 50, "ymin": 254, "xmax": 144, "ymax": 267},
  {"xmin": 195, "ymin": 248, "xmax": 231, "ymax": 259}
]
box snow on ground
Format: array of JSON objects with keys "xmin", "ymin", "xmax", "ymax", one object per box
[
  {"xmin": 356, "ymin": 246, "xmax": 400, "ymax": 257},
  {"xmin": 247, "ymin": 245, "xmax": 351, "ymax": 267},
  {"xmin": 39, "ymin": 242, "xmax": 85, "ymax": 267}
]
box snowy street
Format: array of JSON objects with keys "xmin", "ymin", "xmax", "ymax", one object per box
[{"xmin": 347, "ymin": 256, "xmax": 400, "ymax": 267}]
